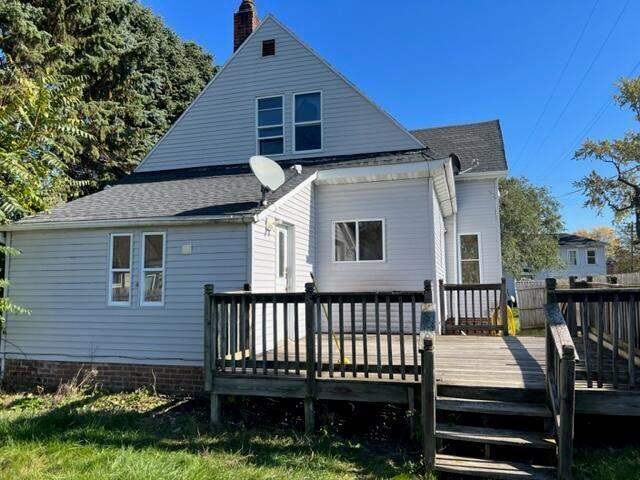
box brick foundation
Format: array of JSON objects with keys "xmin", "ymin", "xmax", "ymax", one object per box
[{"xmin": 2, "ymin": 359, "xmax": 204, "ymax": 395}]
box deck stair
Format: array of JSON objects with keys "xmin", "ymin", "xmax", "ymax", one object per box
[{"xmin": 434, "ymin": 394, "xmax": 557, "ymax": 479}]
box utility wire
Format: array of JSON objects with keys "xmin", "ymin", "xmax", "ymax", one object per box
[
  {"xmin": 530, "ymin": 0, "xmax": 632, "ymax": 159},
  {"xmin": 511, "ymin": 0, "xmax": 600, "ymax": 169}
]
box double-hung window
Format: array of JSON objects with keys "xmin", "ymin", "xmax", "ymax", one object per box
[
  {"xmin": 459, "ymin": 234, "xmax": 481, "ymax": 284},
  {"xmin": 257, "ymin": 96, "xmax": 284, "ymax": 155},
  {"xmin": 334, "ymin": 220, "xmax": 384, "ymax": 262},
  {"xmin": 108, "ymin": 234, "xmax": 132, "ymax": 305},
  {"xmin": 568, "ymin": 249, "xmax": 578, "ymax": 266},
  {"xmin": 141, "ymin": 232, "xmax": 165, "ymax": 306},
  {"xmin": 294, "ymin": 91, "xmax": 322, "ymax": 152},
  {"xmin": 587, "ymin": 249, "xmax": 597, "ymax": 265}
]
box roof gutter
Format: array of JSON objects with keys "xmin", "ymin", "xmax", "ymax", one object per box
[{"xmin": 1, "ymin": 214, "xmax": 254, "ymax": 232}]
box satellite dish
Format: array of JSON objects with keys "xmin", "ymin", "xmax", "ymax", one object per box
[{"xmin": 249, "ymin": 155, "xmax": 286, "ymax": 205}]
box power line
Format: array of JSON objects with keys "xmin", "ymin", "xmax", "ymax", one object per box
[
  {"xmin": 530, "ymin": 0, "xmax": 632, "ymax": 159},
  {"xmin": 534, "ymin": 56, "xmax": 640, "ymax": 182},
  {"xmin": 511, "ymin": 0, "xmax": 600, "ymax": 169}
]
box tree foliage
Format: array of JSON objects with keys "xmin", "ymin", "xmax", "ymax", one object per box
[
  {"xmin": 0, "ymin": 0, "xmax": 216, "ymax": 190},
  {"xmin": 0, "ymin": 63, "xmax": 91, "ymax": 223},
  {"xmin": 500, "ymin": 176, "xmax": 564, "ymax": 278},
  {"xmin": 574, "ymin": 76, "xmax": 640, "ymax": 240}
]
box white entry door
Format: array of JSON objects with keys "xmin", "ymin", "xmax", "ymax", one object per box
[{"xmin": 275, "ymin": 225, "xmax": 291, "ymax": 292}]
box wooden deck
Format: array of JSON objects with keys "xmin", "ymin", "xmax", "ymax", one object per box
[{"xmin": 245, "ymin": 334, "xmax": 640, "ymax": 415}]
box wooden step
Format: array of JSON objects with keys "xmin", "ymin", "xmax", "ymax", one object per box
[
  {"xmin": 437, "ymin": 397, "xmax": 551, "ymax": 417},
  {"xmin": 435, "ymin": 454, "xmax": 556, "ymax": 479},
  {"xmin": 436, "ymin": 424, "xmax": 556, "ymax": 449}
]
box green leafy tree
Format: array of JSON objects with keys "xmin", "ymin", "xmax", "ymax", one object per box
[
  {"xmin": 500, "ymin": 176, "xmax": 564, "ymax": 278},
  {"xmin": 0, "ymin": 63, "xmax": 91, "ymax": 222},
  {"xmin": 574, "ymin": 76, "xmax": 640, "ymax": 241},
  {"xmin": 0, "ymin": 0, "xmax": 216, "ymax": 189}
]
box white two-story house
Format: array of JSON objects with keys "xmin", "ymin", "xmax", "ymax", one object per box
[
  {"xmin": 535, "ymin": 233, "xmax": 607, "ymax": 280},
  {"xmin": 0, "ymin": 1, "xmax": 508, "ymax": 392}
]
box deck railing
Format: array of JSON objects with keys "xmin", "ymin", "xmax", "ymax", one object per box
[
  {"xmin": 548, "ymin": 278, "xmax": 639, "ymax": 389},
  {"xmin": 543, "ymin": 303, "xmax": 577, "ymax": 480},
  {"xmin": 439, "ymin": 278, "xmax": 509, "ymax": 336}
]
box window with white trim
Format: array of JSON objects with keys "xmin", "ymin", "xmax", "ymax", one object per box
[
  {"xmin": 460, "ymin": 234, "xmax": 481, "ymax": 284},
  {"xmin": 568, "ymin": 249, "xmax": 578, "ymax": 266},
  {"xmin": 257, "ymin": 96, "xmax": 284, "ymax": 155},
  {"xmin": 141, "ymin": 232, "xmax": 165, "ymax": 305},
  {"xmin": 587, "ymin": 249, "xmax": 597, "ymax": 265},
  {"xmin": 334, "ymin": 220, "xmax": 384, "ymax": 262},
  {"xmin": 294, "ymin": 92, "xmax": 322, "ymax": 152},
  {"xmin": 108, "ymin": 234, "xmax": 132, "ymax": 305}
]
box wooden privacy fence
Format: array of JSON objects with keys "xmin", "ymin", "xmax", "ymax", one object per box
[
  {"xmin": 438, "ymin": 279, "xmax": 509, "ymax": 336},
  {"xmin": 515, "ymin": 279, "xmax": 546, "ymax": 329},
  {"xmin": 544, "ymin": 303, "xmax": 577, "ymax": 480},
  {"xmin": 548, "ymin": 279, "xmax": 640, "ymax": 389}
]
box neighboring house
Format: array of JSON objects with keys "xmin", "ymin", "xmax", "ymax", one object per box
[
  {"xmin": 535, "ymin": 233, "xmax": 607, "ymax": 280},
  {"xmin": 0, "ymin": 2, "xmax": 507, "ymax": 392}
]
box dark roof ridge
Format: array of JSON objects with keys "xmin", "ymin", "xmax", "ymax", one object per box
[
  {"xmin": 120, "ymin": 148, "xmax": 434, "ymax": 185},
  {"xmin": 410, "ymin": 119, "xmax": 500, "ymax": 133}
]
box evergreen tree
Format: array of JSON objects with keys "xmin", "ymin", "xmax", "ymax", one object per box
[{"xmin": 0, "ymin": 0, "xmax": 217, "ymax": 189}]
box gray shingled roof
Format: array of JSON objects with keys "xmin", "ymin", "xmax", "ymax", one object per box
[
  {"xmin": 411, "ymin": 120, "xmax": 508, "ymax": 173},
  {"xmin": 15, "ymin": 149, "xmax": 432, "ymax": 225},
  {"xmin": 558, "ymin": 233, "xmax": 607, "ymax": 246}
]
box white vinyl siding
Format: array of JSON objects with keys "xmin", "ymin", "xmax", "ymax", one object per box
[
  {"xmin": 455, "ymin": 179, "xmax": 502, "ymax": 283},
  {"xmin": 3, "ymin": 225, "xmax": 249, "ymax": 366},
  {"xmin": 136, "ymin": 17, "xmax": 421, "ymax": 173},
  {"xmin": 317, "ymin": 178, "xmax": 432, "ymax": 291}
]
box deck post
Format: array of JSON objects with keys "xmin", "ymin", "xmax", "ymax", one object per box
[
  {"xmin": 438, "ymin": 279, "xmax": 446, "ymax": 335},
  {"xmin": 204, "ymin": 284, "xmax": 214, "ymax": 392},
  {"xmin": 304, "ymin": 282, "xmax": 317, "ymax": 434},
  {"xmin": 545, "ymin": 278, "xmax": 557, "ymax": 304},
  {"xmin": 205, "ymin": 284, "xmax": 222, "ymax": 426},
  {"xmin": 558, "ymin": 344, "xmax": 576, "ymax": 480},
  {"xmin": 500, "ymin": 277, "xmax": 509, "ymax": 336},
  {"xmin": 420, "ymin": 283, "xmax": 437, "ymax": 473},
  {"xmin": 420, "ymin": 335, "xmax": 436, "ymax": 472},
  {"xmin": 567, "ymin": 277, "xmax": 577, "ymax": 336}
]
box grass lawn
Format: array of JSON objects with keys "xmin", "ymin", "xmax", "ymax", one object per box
[
  {"xmin": 0, "ymin": 389, "xmax": 638, "ymax": 479},
  {"xmin": 0, "ymin": 389, "xmax": 423, "ymax": 480}
]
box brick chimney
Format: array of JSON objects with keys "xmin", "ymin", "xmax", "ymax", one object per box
[{"xmin": 234, "ymin": 0, "xmax": 259, "ymax": 52}]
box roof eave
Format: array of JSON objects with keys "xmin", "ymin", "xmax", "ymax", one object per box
[{"xmin": 1, "ymin": 214, "xmax": 255, "ymax": 232}]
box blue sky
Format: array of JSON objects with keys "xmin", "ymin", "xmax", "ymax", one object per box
[{"xmin": 141, "ymin": 0, "xmax": 639, "ymax": 232}]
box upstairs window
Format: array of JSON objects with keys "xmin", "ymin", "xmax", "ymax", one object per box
[
  {"xmin": 294, "ymin": 91, "xmax": 322, "ymax": 152},
  {"xmin": 108, "ymin": 234, "xmax": 132, "ymax": 306},
  {"xmin": 334, "ymin": 220, "xmax": 384, "ymax": 262},
  {"xmin": 262, "ymin": 39, "xmax": 276, "ymax": 57},
  {"xmin": 568, "ymin": 249, "xmax": 578, "ymax": 266},
  {"xmin": 587, "ymin": 249, "xmax": 597, "ymax": 265},
  {"xmin": 460, "ymin": 234, "xmax": 481, "ymax": 284},
  {"xmin": 141, "ymin": 232, "xmax": 165, "ymax": 306},
  {"xmin": 257, "ymin": 96, "xmax": 284, "ymax": 155}
]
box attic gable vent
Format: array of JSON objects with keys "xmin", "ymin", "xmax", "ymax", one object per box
[{"xmin": 262, "ymin": 39, "xmax": 276, "ymax": 57}]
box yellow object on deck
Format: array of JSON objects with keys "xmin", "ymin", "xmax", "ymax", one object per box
[{"xmin": 491, "ymin": 306, "xmax": 517, "ymax": 335}]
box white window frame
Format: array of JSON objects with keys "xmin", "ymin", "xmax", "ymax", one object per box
[
  {"xmin": 140, "ymin": 232, "xmax": 166, "ymax": 307},
  {"xmin": 568, "ymin": 249, "xmax": 578, "ymax": 266},
  {"xmin": 458, "ymin": 233, "xmax": 483, "ymax": 284},
  {"xmin": 108, "ymin": 233, "xmax": 133, "ymax": 307},
  {"xmin": 293, "ymin": 90, "xmax": 323, "ymax": 154},
  {"xmin": 332, "ymin": 218, "xmax": 386, "ymax": 264},
  {"xmin": 256, "ymin": 95, "xmax": 285, "ymax": 156},
  {"xmin": 586, "ymin": 248, "xmax": 597, "ymax": 265}
]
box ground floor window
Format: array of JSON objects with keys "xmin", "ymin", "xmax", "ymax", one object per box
[
  {"xmin": 587, "ymin": 249, "xmax": 597, "ymax": 265},
  {"xmin": 108, "ymin": 234, "xmax": 132, "ymax": 305},
  {"xmin": 459, "ymin": 234, "xmax": 481, "ymax": 284},
  {"xmin": 141, "ymin": 232, "xmax": 165, "ymax": 306},
  {"xmin": 334, "ymin": 219, "xmax": 384, "ymax": 262}
]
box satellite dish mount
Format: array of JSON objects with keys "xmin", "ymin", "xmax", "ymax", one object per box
[{"xmin": 249, "ymin": 155, "xmax": 286, "ymax": 206}]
